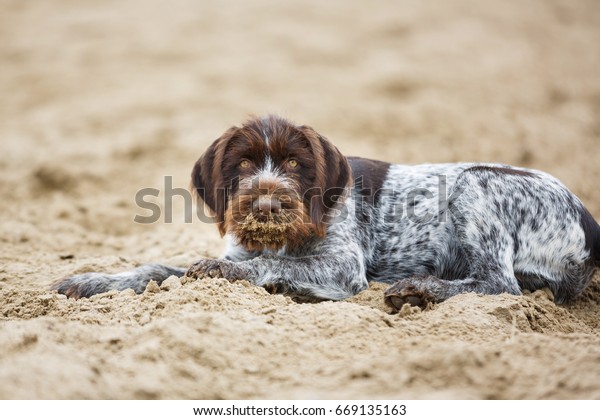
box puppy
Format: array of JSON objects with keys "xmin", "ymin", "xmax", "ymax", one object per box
[{"xmin": 53, "ymin": 115, "xmax": 600, "ymax": 310}]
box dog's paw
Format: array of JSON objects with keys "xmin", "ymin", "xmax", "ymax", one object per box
[
  {"xmin": 51, "ymin": 273, "xmax": 114, "ymax": 299},
  {"xmin": 185, "ymin": 258, "xmax": 250, "ymax": 281},
  {"xmin": 383, "ymin": 277, "xmax": 437, "ymax": 311}
]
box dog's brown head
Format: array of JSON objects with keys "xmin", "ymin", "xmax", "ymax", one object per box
[{"xmin": 191, "ymin": 115, "xmax": 352, "ymax": 251}]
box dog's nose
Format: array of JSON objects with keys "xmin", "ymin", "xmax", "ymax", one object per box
[{"xmin": 253, "ymin": 196, "xmax": 281, "ymax": 220}]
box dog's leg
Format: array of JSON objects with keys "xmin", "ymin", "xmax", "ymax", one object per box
[
  {"xmin": 51, "ymin": 264, "xmax": 187, "ymax": 298},
  {"xmin": 186, "ymin": 250, "xmax": 369, "ymax": 301},
  {"xmin": 383, "ymin": 222, "xmax": 522, "ymax": 310},
  {"xmin": 383, "ymin": 273, "xmax": 520, "ymax": 311},
  {"xmin": 253, "ymin": 253, "xmax": 369, "ymax": 300},
  {"xmin": 188, "ymin": 212, "xmax": 370, "ymax": 301}
]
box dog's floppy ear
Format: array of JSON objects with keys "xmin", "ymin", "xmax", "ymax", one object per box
[
  {"xmin": 191, "ymin": 126, "xmax": 239, "ymax": 236},
  {"xmin": 298, "ymin": 125, "xmax": 352, "ymax": 237}
]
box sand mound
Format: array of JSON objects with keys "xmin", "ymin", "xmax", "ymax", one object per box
[{"xmin": 1, "ymin": 276, "xmax": 599, "ymax": 399}]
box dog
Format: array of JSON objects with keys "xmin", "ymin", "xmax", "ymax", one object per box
[{"xmin": 52, "ymin": 115, "xmax": 600, "ymax": 310}]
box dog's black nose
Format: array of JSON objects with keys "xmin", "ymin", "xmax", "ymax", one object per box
[{"xmin": 253, "ymin": 196, "xmax": 281, "ymax": 220}]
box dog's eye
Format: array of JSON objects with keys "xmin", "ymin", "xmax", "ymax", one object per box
[
  {"xmin": 239, "ymin": 160, "xmax": 251, "ymax": 169},
  {"xmin": 287, "ymin": 159, "xmax": 299, "ymax": 169}
]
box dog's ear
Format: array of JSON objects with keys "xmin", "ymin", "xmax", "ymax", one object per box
[
  {"xmin": 298, "ymin": 125, "xmax": 352, "ymax": 237},
  {"xmin": 191, "ymin": 126, "xmax": 239, "ymax": 236}
]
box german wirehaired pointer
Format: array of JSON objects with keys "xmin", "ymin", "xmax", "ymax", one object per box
[{"xmin": 53, "ymin": 115, "xmax": 600, "ymax": 310}]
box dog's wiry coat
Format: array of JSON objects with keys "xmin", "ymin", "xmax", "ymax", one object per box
[{"xmin": 53, "ymin": 115, "xmax": 600, "ymax": 309}]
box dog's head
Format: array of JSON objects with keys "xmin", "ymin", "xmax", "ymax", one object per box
[{"xmin": 191, "ymin": 115, "xmax": 352, "ymax": 251}]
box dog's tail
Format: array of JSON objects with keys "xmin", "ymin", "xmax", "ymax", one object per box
[
  {"xmin": 580, "ymin": 206, "xmax": 600, "ymax": 266},
  {"xmin": 51, "ymin": 264, "xmax": 187, "ymax": 299}
]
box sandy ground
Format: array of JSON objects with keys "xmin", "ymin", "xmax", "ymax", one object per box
[{"xmin": 1, "ymin": 0, "xmax": 600, "ymax": 399}]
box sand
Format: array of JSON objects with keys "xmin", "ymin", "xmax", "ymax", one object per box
[{"xmin": 1, "ymin": 0, "xmax": 600, "ymax": 399}]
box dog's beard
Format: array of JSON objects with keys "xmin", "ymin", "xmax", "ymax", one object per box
[
  {"xmin": 237, "ymin": 211, "xmax": 296, "ymax": 249},
  {"xmin": 224, "ymin": 194, "xmax": 314, "ymax": 252}
]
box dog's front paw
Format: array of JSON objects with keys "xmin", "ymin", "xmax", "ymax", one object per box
[
  {"xmin": 185, "ymin": 258, "xmax": 250, "ymax": 281},
  {"xmin": 383, "ymin": 277, "xmax": 438, "ymax": 311}
]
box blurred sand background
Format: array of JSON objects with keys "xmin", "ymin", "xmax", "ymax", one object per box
[{"xmin": 1, "ymin": 0, "xmax": 600, "ymax": 399}]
